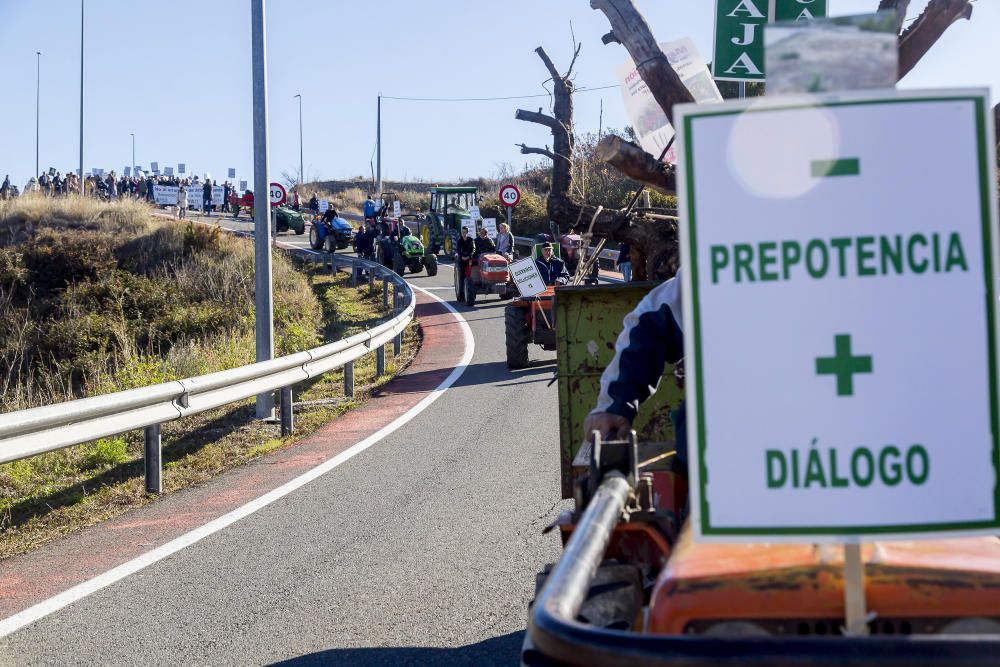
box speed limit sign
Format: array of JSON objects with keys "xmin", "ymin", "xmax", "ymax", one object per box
[
  {"xmin": 499, "ymin": 184, "xmax": 520, "ymax": 207},
  {"xmin": 269, "ymin": 182, "xmax": 287, "ymax": 206}
]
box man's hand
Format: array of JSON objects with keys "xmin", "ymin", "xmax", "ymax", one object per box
[{"xmin": 583, "ymin": 412, "xmax": 631, "ymax": 441}]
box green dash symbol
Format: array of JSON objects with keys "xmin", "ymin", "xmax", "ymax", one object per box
[{"xmin": 811, "ymin": 158, "xmax": 860, "ymax": 178}]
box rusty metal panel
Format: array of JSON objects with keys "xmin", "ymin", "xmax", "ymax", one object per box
[{"xmin": 555, "ymin": 283, "xmax": 684, "ymax": 498}]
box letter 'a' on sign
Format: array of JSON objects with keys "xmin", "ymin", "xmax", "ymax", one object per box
[{"xmin": 676, "ymin": 89, "xmax": 1000, "ymax": 543}]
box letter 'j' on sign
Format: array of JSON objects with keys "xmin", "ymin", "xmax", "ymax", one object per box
[{"xmin": 676, "ymin": 89, "xmax": 1000, "ymax": 542}]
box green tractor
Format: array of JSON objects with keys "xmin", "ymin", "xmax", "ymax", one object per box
[
  {"xmin": 392, "ymin": 232, "xmax": 438, "ymax": 277},
  {"xmin": 414, "ymin": 186, "xmax": 479, "ymax": 256}
]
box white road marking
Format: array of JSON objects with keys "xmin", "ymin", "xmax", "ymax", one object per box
[{"xmin": 0, "ymin": 286, "xmax": 474, "ymax": 640}]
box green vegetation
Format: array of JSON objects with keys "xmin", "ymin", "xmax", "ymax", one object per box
[{"xmin": 0, "ymin": 196, "xmax": 420, "ymax": 559}]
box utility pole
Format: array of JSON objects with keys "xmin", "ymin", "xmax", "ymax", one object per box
[
  {"xmin": 130, "ymin": 133, "xmax": 135, "ymax": 173},
  {"xmin": 35, "ymin": 52, "xmax": 41, "ymax": 179},
  {"xmin": 376, "ymin": 94, "xmax": 381, "ymax": 196},
  {"xmin": 78, "ymin": 0, "xmax": 84, "ymax": 194},
  {"xmin": 294, "ymin": 94, "xmax": 303, "ymax": 189},
  {"xmin": 251, "ymin": 0, "xmax": 275, "ymax": 419}
]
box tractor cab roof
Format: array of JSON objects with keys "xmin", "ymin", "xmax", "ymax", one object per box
[{"xmin": 429, "ymin": 186, "xmax": 478, "ymax": 194}]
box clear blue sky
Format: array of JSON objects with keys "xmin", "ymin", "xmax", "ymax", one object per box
[{"xmin": 1, "ymin": 0, "xmax": 996, "ymax": 190}]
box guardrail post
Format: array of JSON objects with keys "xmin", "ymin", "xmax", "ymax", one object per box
[
  {"xmin": 344, "ymin": 360, "xmax": 355, "ymax": 398},
  {"xmin": 280, "ymin": 386, "xmax": 293, "ymax": 437},
  {"xmin": 382, "ymin": 279, "xmax": 389, "ymax": 310},
  {"xmin": 394, "ymin": 331, "xmax": 402, "ymax": 356},
  {"xmin": 393, "ymin": 283, "xmax": 400, "ymax": 313},
  {"xmin": 351, "ymin": 265, "xmax": 359, "ymax": 287},
  {"xmin": 144, "ymin": 425, "xmax": 162, "ymax": 494},
  {"xmin": 368, "ymin": 269, "xmax": 375, "ymax": 294},
  {"xmin": 376, "ymin": 345, "xmax": 386, "ymax": 377}
]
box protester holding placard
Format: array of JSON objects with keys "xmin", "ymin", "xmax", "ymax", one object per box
[{"xmin": 176, "ymin": 184, "xmax": 188, "ymax": 220}]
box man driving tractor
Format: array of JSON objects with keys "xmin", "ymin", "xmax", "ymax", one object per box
[
  {"xmin": 534, "ymin": 242, "xmax": 569, "ymax": 285},
  {"xmin": 473, "ymin": 226, "xmax": 495, "ymax": 257},
  {"xmin": 455, "ymin": 226, "xmax": 475, "ymax": 276}
]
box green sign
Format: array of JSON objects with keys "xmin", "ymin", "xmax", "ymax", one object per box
[
  {"xmin": 772, "ymin": 0, "xmax": 828, "ymax": 23},
  {"xmin": 712, "ymin": 0, "xmax": 828, "ymax": 82}
]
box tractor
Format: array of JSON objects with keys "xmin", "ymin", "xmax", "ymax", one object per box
[
  {"xmin": 521, "ymin": 281, "xmax": 1000, "ymax": 666},
  {"xmin": 308, "ymin": 213, "xmax": 351, "ymax": 250},
  {"xmin": 504, "ymin": 243, "xmax": 564, "ymax": 368},
  {"xmin": 392, "ymin": 231, "xmax": 438, "ymax": 276},
  {"xmin": 412, "ymin": 186, "xmax": 479, "ymax": 255},
  {"xmin": 454, "ymin": 252, "xmax": 513, "ymax": 307}
]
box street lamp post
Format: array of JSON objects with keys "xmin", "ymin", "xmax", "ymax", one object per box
[
  {"xmin": 78, "ymin": 0, "xmax": 84, "ymax": 194},
  {"xmin": 130, "ymin": 133, "xmax": 135, "ymax": 174},
  {"xmin": 294, "ymin": 94, "xmax": 303, "ymax": 190},
  {"xmin": 35, "ymin": 51, "xmax": 40, "ymax": 180}
]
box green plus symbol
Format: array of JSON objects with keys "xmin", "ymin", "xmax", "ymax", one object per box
[{"xmin": 815, "ymin": 334, "xmax": 872, "ymax": 397}]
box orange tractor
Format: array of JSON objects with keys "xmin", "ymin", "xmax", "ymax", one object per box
[
  {"xmin": 522, "ymin": 283, "xmax": 1000, "ymax": 666},
  {"xmin": 454, "ymin": 252, "xmax": 514, "ymax": 307}
]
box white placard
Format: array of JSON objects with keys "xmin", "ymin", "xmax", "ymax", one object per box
[
  {"xmin": 677, "ymin": 89, "xmax": 1000, "ymax": 542},
  {"xmin": 393, "ymin": 200, "xmax": 401, "ymax": 218},
  {"xmin": 228, "ymin": 167, "xmax": 236, "ymax": 178},
  {"xmin": 239, "ymin": 180, "xmax": 248, "ymax": 191},
  {"xmin": 374, "ymin": 199, "xmax": 383, "ymax": 210},
  {"xmin": 124, "ymin": 167, "xmax": 131, "ymax": 177},
  {"xmin": 164, "ymin": 166, "xmax": 174, "ymax": 176},
  {"xmin": 150, "ymin": 161, "xmax": 159, "ymax": 173},
  {"xmin": 154, "ymin": 184, "xmax": 224, "ymax": 207},
  {"xmin": 461, "ymin": 219, "xmax": 477, "ymax": 237},
  {"xmin": 616, "ymin": 37, "xmax": 722, "ymax": 163},
  {"xmin": 319, "ymin": 199, "xmax": 329, "ymax": 213},
  {"xmin": 509, "ymin": 257, "xmax": 546, "ymax": 298},
  {"xmin": 469, "ymin": 204, "xmax": 481, "ymax": 221},
  {"xmin": 178, "ymin": 163, "xmax": 186, "ymax": 174},
  {"xmin": 481, "ymin": 217, "xmax": 497, "ymax": 239}
]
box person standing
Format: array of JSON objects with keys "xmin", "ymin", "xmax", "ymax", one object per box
[
  {"xmin": 176, "ymin": 184, "xmax": 188, "ymax": 219},
  {"xmin": 617, "ymin": 242, "xmax": 632, "ymax": 283},
  {"xmin": 203, "ymin": 179, "xmax": 213, "ymax": 217},
  {"xmin": 363, "ymin": 193, "xmax": 376, "ymax": 221},
  {"xmin": 222, "ymin": 181, "xmax": 232, "ymax": 213}
]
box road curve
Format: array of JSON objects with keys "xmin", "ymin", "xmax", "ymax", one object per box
[{"xmin": 0, "ymin": 221, "xmax": 568, "ymax": 666}]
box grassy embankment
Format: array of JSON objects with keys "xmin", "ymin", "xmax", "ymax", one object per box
[{"xmin": 0, "ymin": 195, "xmax": 419, "ymax": 559}]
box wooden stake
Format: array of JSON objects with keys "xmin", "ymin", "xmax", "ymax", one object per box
[{"xmin": 843, "ymin": 543, "xmax": 869, "ymax": 636}]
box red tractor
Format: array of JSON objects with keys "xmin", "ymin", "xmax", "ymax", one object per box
[
  {"xmin": 454, "ymin": 253, "xmax": 514, "ymax": 306},
  {"xmin": 504, "ymin": 286, "xmax": 556, "ymax": 369}
]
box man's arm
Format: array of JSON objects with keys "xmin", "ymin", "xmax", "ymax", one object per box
[{"xmin": 588, "ymin": 275, "xmax": 684, "ymax": 433}]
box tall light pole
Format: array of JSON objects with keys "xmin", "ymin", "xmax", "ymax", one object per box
[
  {"xmin": 376, "ymin": 94, "xmax": 381, "ymax": 196},
  {"xmin": 78, "ymin": 0, "xmax": 84, "ymax": 194},
  {"xmin": 130, "ymin": 133, "xmax": 135, "ymax": 173},
  {"xmin": 35, "ymin": 51, "xmax": 41, "ymax": 179},
  {"xmin": 251, "ymin": 0, "xmax": 275, "ymax": 419},
  {"xmin": 294, "ymin": 94, "xmax": 303, "ymax": 190}
]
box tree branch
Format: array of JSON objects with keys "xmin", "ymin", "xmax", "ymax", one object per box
[
  {"xmin": 514, "ymin": 108, "xmax": 562, "ymax": 133},
  {"xmin": 897, "ymin": 0, "xmax": 972, "ymax": 79},
  {"xmin": 595, "ymin": 136, "xmax": 676, "ymax": 194},
  {"xmin": 590, "ymin": 0, "xmax": 693, "ymax": 126},
  {"xmin": 516, "ymin": 143, "xmax": 559, "ymax": 162}
]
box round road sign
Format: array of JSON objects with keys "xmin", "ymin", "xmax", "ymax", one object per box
[
  {"xmin": 269, "ymin": 182, "xmax": 287, "ymax": 206},
  {"xmin": 499, "ymin": 184, "xmax": 521, "ymax": 207}
]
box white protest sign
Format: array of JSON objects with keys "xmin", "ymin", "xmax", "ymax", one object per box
[
  {"xmin": 374, "ymin": 199, "xmax": 383, "ymax": 210},
  {"xmin": 461, "ymin": 218, "xmax": 477, "ymax": 237},
  {"xmin": 155, "ymin": 185, "xmax": 224, "ymax": 207},
  {"xmin": 616, "ymin": 37, "xmax": 722, "ymax": 163},
  {"xmin": 178, "ymin": 163, "xmax": 186, "ymax": 174},
  {"xmin": 150, "ymin": 161, "xmax": 159, "ymax": 173},
  {"xmin": 469, "ymin": 204, "xmax": 481, "ymax": 221},
  {"xmin": 319, "ymin": 199, "xmax": 329, "ymax": 213},
  {"xmin": 510, "ymin": 257, "xmax": 546, "ymax": 298},
  {"xmin": 677, "ymin": 89, "xmax": 1000, "ymax": 542},
  {"xmin": 239, "ymin": 180, "xmax": 248, "ymax": 191},
  {"xmin": 124, "ymin": 167, "xmax": 131, "ymax": 177},
  {"xmin": 164, "ymin": 166, "xmax": 174, "ymax": 176},
  {"xmin": 481, "ymin": 217, "xmax": 497, "ymax": 239},
  {"xmin": 228, "ymin": 167, "xmax": 236, "ymax": 178},
  {"xmin": 393, "ymin": 200, "xmax": 401, "ymax": 218}
]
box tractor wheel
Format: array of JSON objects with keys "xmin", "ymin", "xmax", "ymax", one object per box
[
  {"xmin": 295, "ymin": 224, "xmax": 305, "ymax": 235},
  {"xmin": 464, "ymin": 277, "xmax": 476, "ymax": 307},
  {"xmin": 443, "ymin": 234, "xmax": 454, "ymax": 256},
  {"xmin": 505, "ymin": 304, "xmax": 530, "ymax": 369},
  {"xmin": 308, "ymin": 225, "xmax": 323, "ymax": 250},
  {"xmin": 454, "ymin": 264, "xmax": 465, "ymax": 302},
  {"xmin": 498, "ymin": 283, "xmax": 515, "ymax": 300},
  {"xmin": 421, "ymin": 225, "xmax": 431, "ymax": 248},
  {"xmin": 392, "ymin": 253, "xmax": 406, "ymax": 276},
  {"xmin": 325, "ymin": 235, "xmax": 336, "ymax": 254},
  {"xmin": 424, "ymin": 253, "xmax": 438, "ymax": 277}
]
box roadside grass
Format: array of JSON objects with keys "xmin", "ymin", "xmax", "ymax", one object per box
[{"xmin": 0, "ymin": 259, "xmax": 421, "ymax": 560}]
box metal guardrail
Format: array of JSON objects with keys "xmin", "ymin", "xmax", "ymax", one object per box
[{"xmin": 0, "ymin": 252, "xmax": 414, "ymax": 493}]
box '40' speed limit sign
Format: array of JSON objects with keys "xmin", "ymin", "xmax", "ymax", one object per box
[{"xmin": 499, "ymin": 184, "xmax": 520, "ymax": 207}]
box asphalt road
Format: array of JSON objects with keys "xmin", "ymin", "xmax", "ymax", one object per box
[{"xmin": 1, "ymin": 214, "xmax": 568, "ymax": 666}]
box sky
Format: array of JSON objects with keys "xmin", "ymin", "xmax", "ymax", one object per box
[{"xmin": 0, "ymin": 0, "xmax": 997, "ymax": 191}]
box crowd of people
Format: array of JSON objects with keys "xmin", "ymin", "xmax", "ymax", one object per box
[{"xmin": 0, "ymin": 170, "xmax": 239, "ymax": 212}]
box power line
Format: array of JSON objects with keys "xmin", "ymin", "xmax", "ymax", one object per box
[{"xmin": 381, "ymin": 84, "xmax": 617, "ymax": 103}]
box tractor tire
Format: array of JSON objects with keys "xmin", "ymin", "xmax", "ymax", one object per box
[
  {"xmin": 392, "ymin": 253, "xmax": 406, "ymax": 276},
  {"xmin": 464, "ymin": 277, "xmax": 476, "ymax": 307},
  {"xmin": 443, "ymin": 234, "xmax": 454, "ymax": 256},
  {"xmin": 424, "ymin": 253, "xmax": 438, "ymax": 277},
  {"xmin": 308, "ymin": 225, "xmax": 323, "ymax": 250},
  {"xmin": 421, "ymin": 225, "xmax": 431, "ymax": 248},
  {"xmin": 505, "ymin": 304, "xmax": 530, "ymax": 369},
  {"xmin": 454, "ymin": 263, "xmax": 465, "ymax": 302},
  {"xmin": 498, "ymin": 283, "xmax": 515, "ymax": 300},
  {"xmin": 295, "ymin": 225, "xmax": 305, "ymax": 235}
]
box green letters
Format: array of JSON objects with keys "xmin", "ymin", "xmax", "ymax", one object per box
[{"xmin": 711, "ymin": 245, "xmax": 730, "ymax": 284}]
